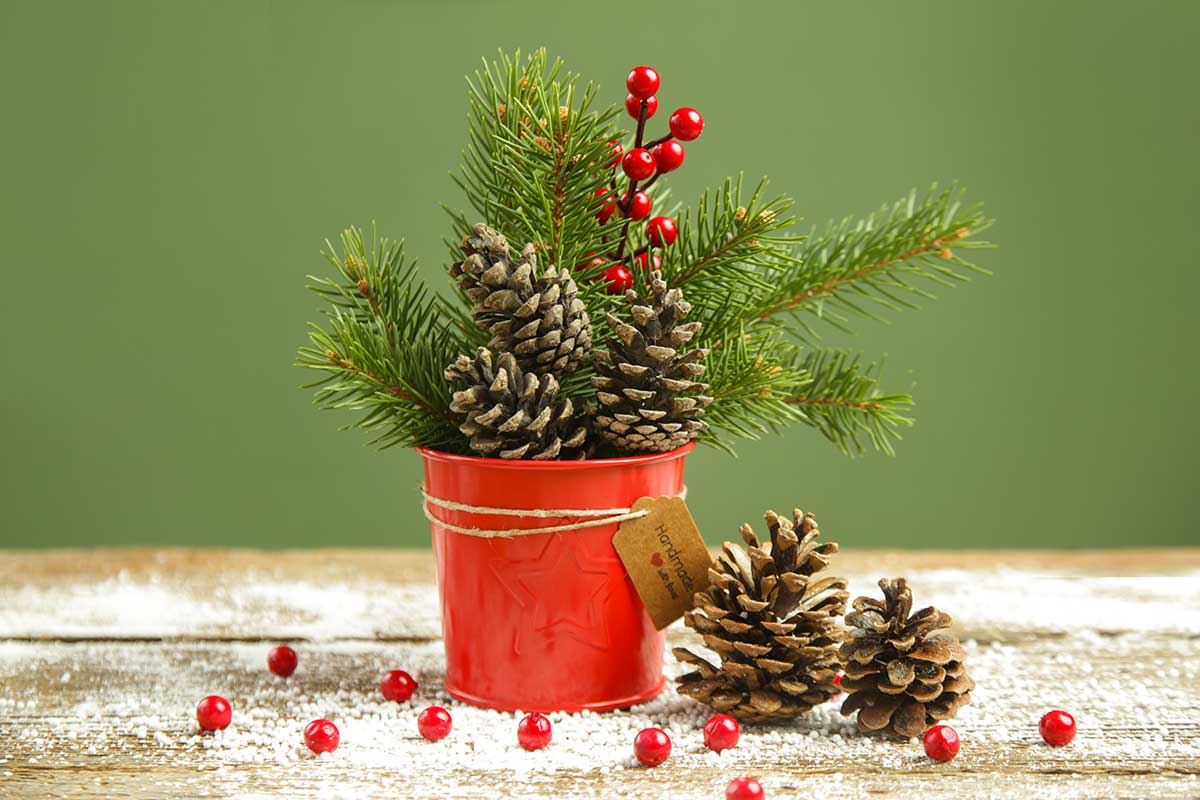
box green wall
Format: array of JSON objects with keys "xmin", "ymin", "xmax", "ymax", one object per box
[{"xmin": 2, "ymin": 1, "xmax": 1197, "ymax": 549}]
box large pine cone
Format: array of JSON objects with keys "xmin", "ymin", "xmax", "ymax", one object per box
[
  {"xmin": 445, "ymin": 348, "xmax": 589, "ymax": 460},
  {"xmin": 840, "ymin": 578, "xmax": 975, "ymax": 737},
  {"xmin": 591, "ymin": 271, "xmax": 711, "ymax": 453},
  {"xmin": 673, "ymin": 509, "xmax": 849, "ymax": 722},
  {"xmin": 450, "ymin": 224, "xmax": 592, "ymax": 377}
]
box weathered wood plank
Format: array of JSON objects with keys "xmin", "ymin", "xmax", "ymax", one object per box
[
  {"xmin": 0, "ymin": 636, "xmax": 1197, "ymax": 799},
  {"xmin": 0, "ymin": 549, "xmax": 1197, "ymax": 799}
]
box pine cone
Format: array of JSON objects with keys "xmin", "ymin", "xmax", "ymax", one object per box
[
  {"xmin": 840, "ymin": 578, "xmax": 975, "ymax": 737},
  {"xmin": 445, "ymin": 348, "xmax": 589, "ymax": 460},
  {"xmin": 673, "ymin": 509, "xmax": 848, "ymax": 722},
  {"xmin": 450, "ymin": 223, "xmax": 592, "ymax": 377},
  {"xmin": 591, "ymin": 271, "xmax": 711, "ymax": 453}
]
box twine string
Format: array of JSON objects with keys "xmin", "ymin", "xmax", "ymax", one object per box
[{"xmin": 419, "ymin": 484, "xmax": 687, "ymax": 539}]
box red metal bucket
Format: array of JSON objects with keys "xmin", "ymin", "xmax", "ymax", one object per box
[{"xmin": 417, "ymin": 443, "xmax": 694, "ymax": 712}]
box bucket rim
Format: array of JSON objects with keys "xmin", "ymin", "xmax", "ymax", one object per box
[{"xmin": 416, "ymin": 441, "xmax": 696, "ymax": 471}]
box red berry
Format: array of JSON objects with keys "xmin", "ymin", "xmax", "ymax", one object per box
[
  {"xmin": 703, "ymin": 713, "xmax": 740, "ymax": 752},
  {"xmin": 516, "ymin": 712, "xmax": 552, "ymax": 751},
  {"xmin": 633, "ymin": 727, "xmax": 671, "ymax": 767},
  {"xmin": 594, "ymin": 187, "xmax": 617, "ymax": 224},
  {"xmin": 622, "ymin": 148, "xmax": 656, "ymax": 181},
  {"xmin": 380, "ymin": 669, "xmax": 417, "ymax": 703},
  {"xmin": 626, "ymin": 66, "xmax": 660, "ymax": 99},
  {"xmin": 267, "ymin": 644, "xmax": 297, "ymax": 677},
  {"xmin": 304, "ymin": 718, "xmax": 339, "ymax": 754},
  {"xmin": 577, "ymin": 253, "xmax": 606, "ymax": 272},
  {"xmin": 923, "ymin": 725, "xmax": 960, "ymax": 761},
  {"xmin": 623, "ymin": 191, "xmax": 651, "ymax": 220},
  {"xmin": 604, "ymin": 265, "xmax": 633, "ymax": 294},
  {"xmin": 646, "ymin": 216, "xmax": 678, "ymax": 247},
  {"xmin": 625, "ymin": 93, "xmax": 658, "ymax": 119},
  {"xmin": 195, "ymin": 695, "xmax": 231, "ymax": 732},
  {"xmin": 726, "ymin": 777, "xmax": 765, "ymax": 800},
  {"xmin": 669, "ymin": 107, "xmax": 704, "ymax": 140},
  {"xmin": 634, "ymin": 252, "xmax": 662, "ymax": 270},
  {"xmin": 1039, "ymin": 710, "xmax": 1076, "ymax": 746},
  {"xmin": 606, "ymin": 139, "xmax": 624, "ymax": 168},
  {"xmin": 417, "ymin": 706, "xmax": 453, "ymax": 742},
  {"xmin": 653, "ymin": 140, "xmax": 685, "ymax": 173}
]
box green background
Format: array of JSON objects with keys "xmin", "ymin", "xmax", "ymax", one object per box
[{"xmin": 2, "ymin": 1, "xmax": 1196, "ymax": 549}]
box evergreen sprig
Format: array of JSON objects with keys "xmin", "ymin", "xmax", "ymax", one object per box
[
  {"xmin": 298, "ymin": 226, "xmax": 473, "ymax": 451},
  {"xmin": 300, "ymin": 49, "xmax": 995, "ymax": 458},
  {"xmin": 787, "ymin": 350, "xmax": 915, "ymax": 456},
  {"xmin": 758, "ymin": 185, "xmax": 994, "ymax": 337},
  {"xmin": 451, "ymin": 49, "xmax": 623, "ymax": 277}
]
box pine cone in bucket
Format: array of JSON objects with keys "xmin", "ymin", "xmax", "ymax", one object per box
[
  {"xmin": 450, "ymin": 223, "xmax": 592, "ymax": 377},
  {"xmin": 840, "ymin": 578, "xmax": 975, "ymax": 737},
  {"xmin": 673, "ymin": 509, "xmax": 848, "ymax": 722},
  {"xmin": 445, "ymin": 347, "xmax": 590, "ymax": 460},
  {"xmin": 591, "ymin": 271, "xmax": 711, "ymax": 454}
]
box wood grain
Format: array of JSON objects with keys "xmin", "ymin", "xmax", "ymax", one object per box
[{"xmin": 1, "ymin": 548, "xmax": 1197, "ymax": 800}]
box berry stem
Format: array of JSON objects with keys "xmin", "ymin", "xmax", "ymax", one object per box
[
  {"xmin": 615, "ymin": 100, "xmax": 651, "ymax": 262},
  {"xmin": 644, "ymin": 132, "xmax": 675, "ymax": 149}
]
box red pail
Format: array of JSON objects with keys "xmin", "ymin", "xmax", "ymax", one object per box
[{"xmin": 417, "ymin": 443, "xmax": 694, "ymax": 712}]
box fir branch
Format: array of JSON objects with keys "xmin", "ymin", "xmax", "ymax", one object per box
[
  {"xmin": 758, "ymin": 185, "xmax": 994, "ymax": 333},
  {"xmin": 661, "ymin": 176, "xmax": 802, "ymax": 346},
  {"xmin": 298, "ymin": 226, "xmax": 470, "ymax": 451},
  {"xmin": 699, "ymin": 329, "xmax": 806, "ymax": 453},
  {"xmin": 451, "ymin": 49, "xmax": 623, "ymax": 273},
  {"xmin": 785, "ymin": 350, "xmax": 914, "ymax": 456}
]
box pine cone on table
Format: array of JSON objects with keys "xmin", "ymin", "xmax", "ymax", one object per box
[
  {"xmin": 445, "ymin": 347, "xmax": 589, "ymax": 460},
  {"xmin": 840, "ymin": 578, "xmax": 975, "ymax": 737},
  {"xmin": 450, "ymin": 223, "xmax": 592, "ymax": 377},
  {"xmin": 673, "ymin": 509, "xmax": 849, "ymax": 722},
  {"xmin": 591, "ymin": 271, "xmax": 711, "ymax": 454}
]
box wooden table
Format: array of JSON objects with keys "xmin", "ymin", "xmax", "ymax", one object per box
[{"xmin": 1, "ymin": 549, "xmax": 1198, "ymax": 799}]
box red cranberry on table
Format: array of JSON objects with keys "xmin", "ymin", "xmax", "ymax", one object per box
[
  {"xmin": 380, "ymin": 669, "xmax": 417, "ymax": 703},
  {"xmin": 923, "ymin": 725, "xmax": 961, "ymax": 761},
  {"xmin": 626, "ymin": 66, "xmax": 660, "ymax": 99},
  {"xmin": 517, "ymin": 712, "xmax": 553, "ymax": 751},
  {"xmin": 304, "ymin": 718, "xmax": 340, "ymax": 754},
  {"xmin": 703, "ymin": 713, "xmax": 741, "ymax": 752},
  {"xmin": 726, "ymin": 776, "xmax": 765, "ymax": 800},
  {"xmin": 1039, "ymin": 709, "xmax": 1077, "ymax": 746},
  {"xmin": 633, "ymin": 727, "xmax": 671, "ymax": 767},
  {"xmin": 195, "ymin": 695, "xmax": 232, "ymax": 732},
  {"xmin": 266, "ymin": 644, "xmax": 297, "ymax": 677},
  {"xmin": 417, "ymin": 706, "xmax": 453, "ymax": 741}
]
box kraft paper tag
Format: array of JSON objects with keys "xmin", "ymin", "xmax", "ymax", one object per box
[{"xmin": 613, "ymin": 496, "xmax": 712, "ymax": 630}]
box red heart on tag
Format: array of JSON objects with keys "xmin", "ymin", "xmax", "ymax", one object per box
[{"xmin": 650, "ymin": 552, "xmax": 664, "ymax": 567}]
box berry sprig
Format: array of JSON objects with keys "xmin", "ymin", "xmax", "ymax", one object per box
[{"xmin": 593, "ymin": 65, "xmax": 704, "ymax": 293}]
